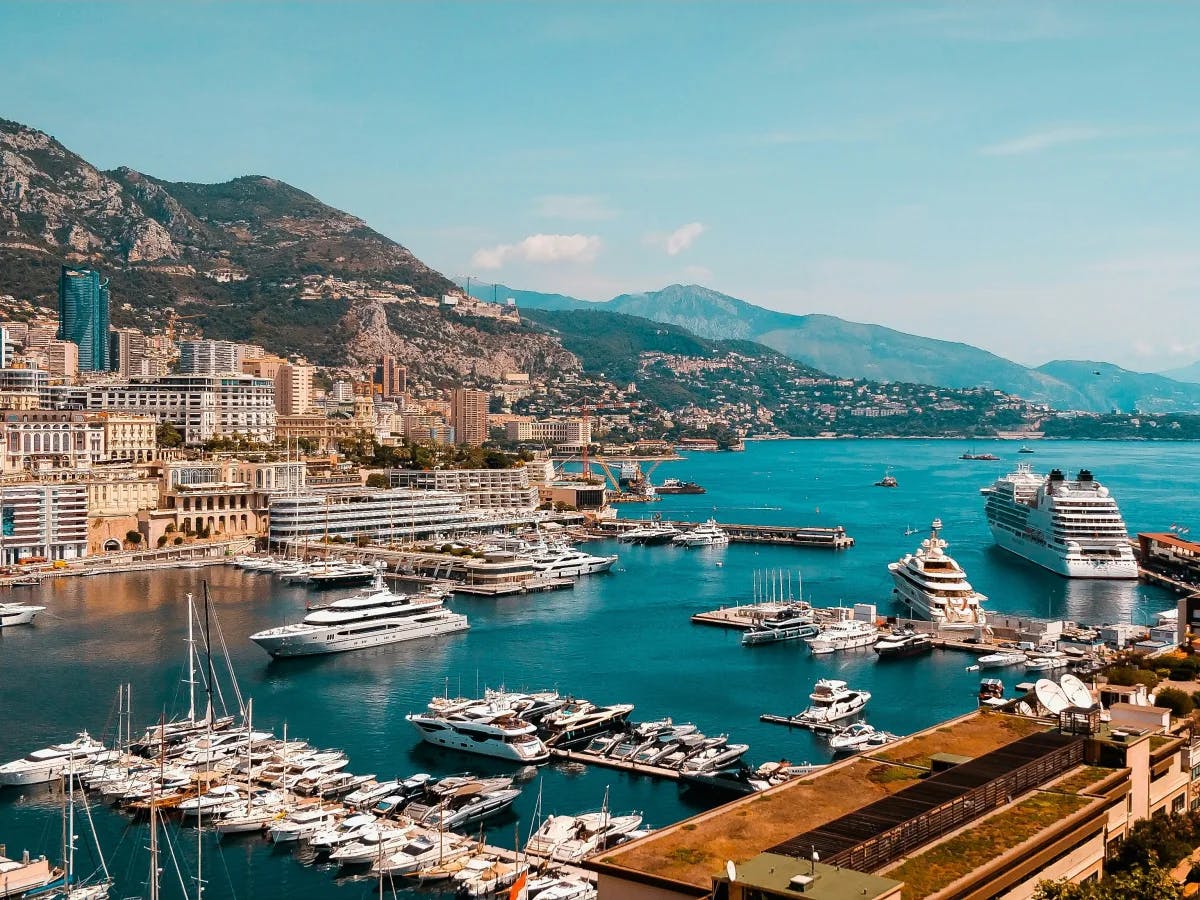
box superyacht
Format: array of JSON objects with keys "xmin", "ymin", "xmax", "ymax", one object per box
[
  {"xmin": 981, "ymin": 466, "xmax": 1137, "ymax": 578},
  {"xmin": 888, "ymin": 519, "xmax": 987, "ymax": 628},
  {"xmin": 249, "ymin": 572, "xmax": 468, "ymax": 657},
  {"xmin": 406, "ymin": 700, "xmax": 550, "ymax": 764}
]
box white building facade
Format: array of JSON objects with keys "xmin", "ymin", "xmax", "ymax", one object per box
[{"xmin": 0, "ymin": 482, "xmax": 89, "ymax": 564}]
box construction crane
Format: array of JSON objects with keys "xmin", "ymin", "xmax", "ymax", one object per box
[{"xmin": 165, "ymin": 311, "xmax": 202, "ymax": 344}]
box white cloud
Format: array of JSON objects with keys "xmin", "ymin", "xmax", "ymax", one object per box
[
  {"xmin": 470, "ymin": 233, "xmax": 601, "ymax": 270},
  {"xmin": 645, "ymin": 222, "xmax": 706, "ymax": 256},
  {"xmin": 980, "ymin": 126, "xmax": 1111, "ymax": 156},
  {"xmin": 533, "ymin": 194, "xmax": 617, "ymax": 221}
]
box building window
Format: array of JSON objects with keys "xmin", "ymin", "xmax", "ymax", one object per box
[{"xmin": 1174, "ymin": 795, "xmax": 1187, "ymax": 813}]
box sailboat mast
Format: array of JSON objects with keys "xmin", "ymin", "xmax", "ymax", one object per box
[
  {"xmin": 67, "ymin": 757, "xmax": 75, "ymax": 896},
  {"xmin": 186, "ymin": 594, "xmax": 196, "ymax": 723},
  {"xmin": 149, "ymin": 714, "xmax": 162, "ymax": 900}
]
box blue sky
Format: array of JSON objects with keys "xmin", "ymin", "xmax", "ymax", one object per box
[{"xmin": 3, "ymin": 2, "xmax": 1199, "ymax": 370}]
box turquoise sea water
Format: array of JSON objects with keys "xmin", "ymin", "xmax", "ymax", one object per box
[{"xmin": 0, "ymin": 439, "xmax": 1192, "ymax": 899}]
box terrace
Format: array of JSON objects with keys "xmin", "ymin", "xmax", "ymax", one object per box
[{"xmin": 592, "ymin": 712, "xmax": 1051, "ymax": 891}]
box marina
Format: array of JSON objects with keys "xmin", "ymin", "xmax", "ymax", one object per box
[{"xmin": 0, "ymin": 438, "xmax": 1191, "ymax": 900}]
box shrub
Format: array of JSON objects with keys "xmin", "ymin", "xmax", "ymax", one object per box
[
  {"xmin": 1106, "ymin": 667, "xmax": 1159, "ymax": 689},
  {"xmin": 173, "ymin": 536, "xmax": 184, "ymax": 545},
  {"xmin": 125, "ymin": 530, "xmax": 142, "ymax": 545},
  {"xmin": 1153, "ymin": 686, "xmax": 1193, "ymax": 717},
  {"xmin": 156, "ymin": 536, "xmax": 168, "ymax": 548},
  {"xmin": 1168, "ymin": 666, "xmax": 1197, "ymax": 682}
]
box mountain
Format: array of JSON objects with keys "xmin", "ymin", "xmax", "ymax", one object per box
[
  {"xmin": 1034, "ymin": 361, "xmax": 1200, "ymax": 414},
  {"xmin": 1160, "ymin": 361, "xmax": 1200, "ymax": 385},
  {"xmin": 468, "ymin": 281, "xmax": 1200, "ymax": 414},
  {"xmin": 0, "ymin": 118, "xmax": 573, "ymax": 380}
]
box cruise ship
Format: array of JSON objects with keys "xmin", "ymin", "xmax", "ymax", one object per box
[
  {"xmin": 888, "ymin": 519, "xmax": 987, "ymax": 628},
  {"xmin": 981, "ymin": 466, "xmax": 1137, "ymax": 579},
  {"xmin": 248, "ymin": 573, "xmax": 469, "ymax": 657}
]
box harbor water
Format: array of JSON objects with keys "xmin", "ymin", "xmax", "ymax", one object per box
[{"xmin": 0, "ymin": 439, "xmax": 1190, "ymax": 899}]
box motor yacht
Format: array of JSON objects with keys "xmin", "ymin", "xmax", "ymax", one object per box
[
  {"xmin": 672, "ymin": 519, "xmax": 729, "ymax": 548},
  {"xmin": 0, "ymin": 733, "xmax": 106, "ymax": 786},
  {"xmin": 828, "ymin": 723, "xmax": 897, "ymax": 753},
  {"xmin": 873, "ymin": 629, "xmax": 935, "ymax": 659},
  {"xmin": 741, "ymin": 604, "xmax": 818, "ymax": 646},
  {"xmin": 249, "ymin": 572, "xmax": 468, "ymax": 657},
  {"xmin": 795, "ymin": 680, "xmax": 871, "ymax": 726},
  {"xmin": 805, "ymin": 620, "xmax": 879, "ymax": 655},
  {"xmin": 889, "ymin": 520, "xmax": 988, "ymax": 628},
  {"xmin": 542, "ymin": 701, "xmax": 635, "ymax": 748},
  {"xmin": 407, "ymin": 700, "xmax": 550, "ymax": 763},
  {"xmin": 529, "ymin": 545, "xmax": 618, "ymax": 577}
]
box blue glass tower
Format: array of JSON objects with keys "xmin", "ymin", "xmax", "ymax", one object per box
[{"xmin": 57, "ymin": 266, "xmax": 110, "ymax": 371}]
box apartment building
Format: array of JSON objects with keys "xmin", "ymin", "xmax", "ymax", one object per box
[
  {"xmin": 274, "ymin": 362, "xmax": 314, "ymax": 416},
  {"xmin": 385, "ymin": 468, "xmax": 539, "ymax": 512},
  {"xmin": 94, "ymin": 412, "xmax": 157, "ymax": 463},
  {"xmin": 178, "ymin": 340, "xmax": 245, "ymax": 374},
  {"xmin": 268, "ymin": 487, "xmax": 478, "ymax": 545},
  {"xmin": 1, "ymin": 410, "xmax": 105, "ymax": 475},
  {"xmin": 504, "ymin": 417, "xmax": 592, "ymax": 446},
  {"xmin": 0, "ymin": 482, "xmax": 89, "ymax": 564},
  {"xmin": 451, "ymin": 387, "xmax": 489, "ymax": 446}
]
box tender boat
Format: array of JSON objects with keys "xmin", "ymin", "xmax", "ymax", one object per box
[
  {"xmin": 0, "ymin": 734, "xmax": 106, "ymax": 786},
  {"xmin": 829, "ymin": 723, "xmax": 897, "ymax": 753}
]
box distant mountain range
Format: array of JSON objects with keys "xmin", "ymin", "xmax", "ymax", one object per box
[
  {"xmin": 465, "ymin": 281, "xmax": 1200, "ymax": 414},
  {"xmin": 1160, "ymin": 360, "xmax": 1200, "ymax": 384}
]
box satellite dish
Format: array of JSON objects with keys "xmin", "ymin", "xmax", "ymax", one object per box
[
  {"xmin": 1035, "ymin": 679, "xmax": 1070, "ymax": 715},
  {"xmin": 1060, "ymin": 674, "xmax": 1094, "ymax": 709},
  {"xmin": 726, "ymin": 860, "xmax": 737, "ymax": 882}
]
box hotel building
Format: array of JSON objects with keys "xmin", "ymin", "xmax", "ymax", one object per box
[
  {"xmin": 385, "ymin": 467, "xmax": 539, "ymax": 512},
  {"xmin": 0, "ymin": 482, "xmax": 89, "ymax": 564},
  {"xmin": 268, "ymin": 487, "xmax": 479, "ymax": 545}
]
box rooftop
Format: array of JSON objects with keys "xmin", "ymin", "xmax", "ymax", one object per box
[
  {"xmin": 730, "ymin": 854, "xmax": 902, "ymax": 900},
  {"xmin": 592, "ymin": 712, "xmax": 1050, "ymax": 889}
]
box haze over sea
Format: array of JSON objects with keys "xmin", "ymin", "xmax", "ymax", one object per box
[{"xmin": 0, "ymin": 439, "xmax": 1189, "ymax": 899}]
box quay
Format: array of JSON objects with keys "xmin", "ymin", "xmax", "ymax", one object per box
[
  {"xmin": 594, "ymin": 519, "xmax": 854, "ymax": 549},
  {"xmin": 759, "ymin": 713, "xmax": 838, "ymax": 734},
  {"xmin": 0, "ymin": 538, "xmax": 255, "ymax": 587},
  {"xmin": 452, "ymin": 577, "xmax": 574, "ymax": 597},
  {"xmin": 549, "ymin": 747, "xmax": 682, "ymax": 781}
]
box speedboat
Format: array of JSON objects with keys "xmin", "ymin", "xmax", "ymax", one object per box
[
  {"xmin": 829, "ymin": 723, "xmax": 897, "ymax": 753},
  {"xmin": 805, "ymin": 620, "xmax": 878, "ymax": 655},
  {"xmin": 672, "ymin": 519, "xmax": 729, "ymax": 548},
  {"xmin": 678, "ymin": 742, "xmax": 750, "ymax": 775},
  {"xmin": 267, "ymin": 806, "xmax": 341, "ymax": 844},
  {"xmin": 373, "ymin": 833, "xmax": 474, "ymax": 876},
  {"xmin": 795, "ymin": 680, "xmax": 870, "ymax": 727},
  {"xmin": 1025, "ymin": 649, "xmax": 1070, "ymax": 672},
  {"xmin": 973, "ymin": 651, "xmax": 1026, "ymax": 669}
]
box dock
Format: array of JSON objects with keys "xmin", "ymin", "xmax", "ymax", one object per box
[
  {"xmin": 595, "ymin": 520, "xmax": 854, "ymax": 549},
  {"xmin": 452, "ymin": 578, "xmax": 574, "ymax": 597},
  {"xmin": 549, "ymin": 747, "xmax": 681, "ymax": 781},
  {"xmin": 759, "ymin": 714, "xmax": 839, "ymax": 734}
]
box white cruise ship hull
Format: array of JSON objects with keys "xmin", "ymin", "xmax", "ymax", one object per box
[
  {"xmin": 989, "ymin": 525, "xmax": 1138, "ymax": 579},
  {"xmin": 252, "ymin": 614, "xmax": 469, "ymax": 658}
]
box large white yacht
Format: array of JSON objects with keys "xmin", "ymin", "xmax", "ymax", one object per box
[
  {"xmin": 805, "ymin": 619, "xmax": 878, "ymax": 655},
  {"xmin": 529, "ymin": 544, "xmax": 618, "ymax": 577},
  {"xmin": 888, "ymin": 519, "xmax": 987, "ymax": 629},
  {"xmin": 0, "ymin": 733, "xmax": 106, "ymax": 786},
  {"xmin": 982, "ymin": 466, "xmax": 1137, "ymax": 578},
  {"xmin": 249, "ymin": 573, "xmax": 468, "ymax": 658},
  {"xmin": 406, "ymin": 699, "xmax": 550, "ymax": 764},
  {"xmin": 673, "ymin": 519, "xmax": 729, "ymax": 548}
]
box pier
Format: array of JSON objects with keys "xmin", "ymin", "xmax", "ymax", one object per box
[
  {"xmin": 595, "ymin": 520, "xmax": 854, "ymax": 549},
  {"xmin": 549, "ymin": 748, "xmax": 682, "ymax": 781}
]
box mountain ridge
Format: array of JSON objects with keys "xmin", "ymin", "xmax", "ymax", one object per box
[{"xmin": 463, "ymin": 280, "xmax": 1200, "ymax": 413}]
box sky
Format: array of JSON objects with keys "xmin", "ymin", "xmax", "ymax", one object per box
[{"xmin": 2, "ymin": 2, "xmax": 1199, "ymax": 371}]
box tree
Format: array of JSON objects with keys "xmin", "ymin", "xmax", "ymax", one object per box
[
  {"xmin": 125, "ymin": 530, "xmax": 142, "ymax": 546},
  {"xmin": 1154, "ymin": 686, "xmax": 1193, "ymax": 717},
  {"xmin": 156, "ymin": 423, "xmax": 184, "ymax": 448},
  {"xmin": 1034, "ymin": 865, "xmax": 1181, "ymax": 900},
  {"xmin": 365, "ymin": 472, "xmax": 391, "ymax": 489}
]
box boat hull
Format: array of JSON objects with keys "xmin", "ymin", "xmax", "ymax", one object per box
[
  {"xmin": 988, "ymin": 522, "xmax": 1137, "ymax": 579},
  {"xmin": 252, "ymin": 615, "xmax": 468, "ymax": 658}
]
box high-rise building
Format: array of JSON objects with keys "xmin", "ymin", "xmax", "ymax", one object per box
[
  {"xmin": 374, "ymin": 354, "xmax": 407, "ymax": 398},
  {"xmin": 450, "ymin": 387, "xmax": 489, "ymax": 446},
  {"xmin": 58, "ymin": 266, "xmax": 110, "ymax": 371},
  {"xmin": 46, "ymin": 340, "xmax": 80, "ymax": 380},
  {"xmin": 275, "ymin": 361, "xmax": 313, "ymax": 416},
  {"xmin": 0, "ymin": 326, "xmax": 11, "ymax": 368},
  {"xmin": 179, "ymin": 340, "xmax": 245, "ymax": 374},
  {"xmin": 109, "ymin": 327, "xmax": 150, "ymax": 376}
]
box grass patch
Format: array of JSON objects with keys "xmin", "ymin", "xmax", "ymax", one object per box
[
  {"xmin": 888, "ymin": 792, "xmax": 1091, "ymax": 898},
  {"xmin": 867, "ymin": 764, "xmax": 924, "ymax": 785},
  {"xmin": 1052, "ymin": 766, "xmax": 1115, "ymax": 796},
  {"xmin": 668, "ymin": 847, "xmax": 711, "ymax": 866},
  {"xmin": 1149, "ymin": 734, "xmax": 1178, "ymax": 751}
]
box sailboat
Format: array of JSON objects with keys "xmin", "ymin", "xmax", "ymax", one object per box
[{"xmin": 45, "ymin": 758, "xmax": 112, "ymax": 900}]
